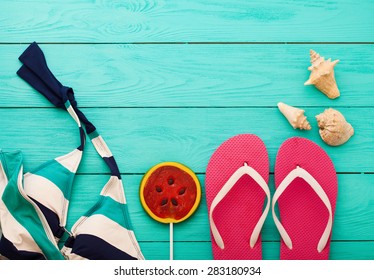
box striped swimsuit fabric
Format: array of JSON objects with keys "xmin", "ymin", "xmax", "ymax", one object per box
[{"xmin": 0, "ymin": 42, "xmax": 144, "ymax": 260}]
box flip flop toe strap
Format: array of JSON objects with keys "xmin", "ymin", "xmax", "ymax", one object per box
[
  {"xmin": 209, "ymin": 163, "xmax": 270, "ymax": 250},
  {"xmin": 272, "ymin": 166, "xmax": 333, "ymax": 253}
]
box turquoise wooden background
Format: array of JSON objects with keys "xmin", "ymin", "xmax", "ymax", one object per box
[{"xmin": 0, "ymin": 0, "xmax": 373, "ymax": 260}]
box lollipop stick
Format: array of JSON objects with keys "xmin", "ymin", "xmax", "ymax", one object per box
[{"xmin": 170, "ymin": 222, "xmax": 173, "ymax": 260}]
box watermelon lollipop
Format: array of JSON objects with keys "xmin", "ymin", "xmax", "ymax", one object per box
[{"xmin": 140, "ymin": 162, "xmax": 201, "ymax": 259}]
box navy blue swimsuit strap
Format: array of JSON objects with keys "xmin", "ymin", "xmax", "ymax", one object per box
[
  {"xmin": 17, "ymin": 42, "xmax": 96, "ymax": 134},
  {"xmin": 14, "ymin": 43, "xmax": 144, "ymax": 260}
]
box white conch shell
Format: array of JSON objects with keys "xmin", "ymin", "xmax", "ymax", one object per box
[
  {"xmin": 277, "ymin": 102, "xmax": 311, "ymax": 130},
  {"xmin": 304, "ymin": 50, "xmax": 340, "ymax": 99},
  {"xmin": 316, "ymin": 108, "xmax": 354, "ymax": 146}
]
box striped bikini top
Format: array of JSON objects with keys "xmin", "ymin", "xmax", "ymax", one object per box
[{"xmin": 0, "ymin": 42, "xmax": 144, "ymax": 260}]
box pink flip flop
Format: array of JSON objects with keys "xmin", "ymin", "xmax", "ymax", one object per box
[
  {"xmin": 205, "ymin": 134, "xmax": 270, "ymax": 260},
  {"xmin": 272, "ymin": 137, "xmax": 338, "ymax": 260}
]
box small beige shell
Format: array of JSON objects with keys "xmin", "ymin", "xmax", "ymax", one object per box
[
  {"xmin": 316, "ymin": 108, "xmax": 354, "ymax": 146},
  {"xmin": 304, "ymin": 50, "xmax": 340, "ymax": 99},
  {"xmin": 277, "ymin": 102, "xmax": 311, "ymax": 130}
]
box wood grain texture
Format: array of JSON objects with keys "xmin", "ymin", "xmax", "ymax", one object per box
[
  {"xmin": 139, "ymin": 241, "xmax": 374, "ymax": 260},
  {"xmin": 0, "ymin": 108, "xmax": 372, "ymax": 173},
  {"xmin": 61, "ymin": 174, "xmax": 374, "ymax": 243},
  {"xmin": 1, "ymin": 44, "xmax": 373, "ymax": 108},
  {"xmin": 0, "ymin": 0, "xmax": 373, "ymax": 42},
  {"xmin": 1, "ymin": 0, "xmax": 373, "ymax": 262}
]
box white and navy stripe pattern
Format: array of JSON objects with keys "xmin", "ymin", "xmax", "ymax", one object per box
[
  {"xmin": 61, "ymin": 131, "xmax": 143, "ymax": 260},
  {"xmin": 0, "ymin": 151, "xmax": 64, "ymax": 260},
  {"xmin": 62, "ymin": 169, "xmax": 143, "ymax": 260},
  {"xmin": 22, "ymin": 100, "xmax": 84, "ymax": 241},
  {"xmin": 0, "ymin": 42, "xmax": 144, "ymax": 260}
]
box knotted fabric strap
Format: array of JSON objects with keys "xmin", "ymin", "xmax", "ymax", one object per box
[
  {"xmin": 17, "ymin": 42, "xmax": 96, "ymax": 134},
  {"xmin": 12, "ymin": 43, "xmax": 144, "ymax": 259},
  {"xmin": 209, "ymin": 163, "xmax": 270, "ymax": 249},
  {"xmin": 271, "ymin": 166, "xmax": 333, "ymax": 253}
]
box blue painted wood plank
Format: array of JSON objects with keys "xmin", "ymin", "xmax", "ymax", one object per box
[
  {"xmin": 0, "ymin": 108, "xmax": 372, "ymax": 173},
  {"xmin": 1, "ymin": 44, "xmax": 373, "ymax": 107},
  {"xmin": 59, "ymin": 173, "xmax": 373, "ymax": 259},
  {"xmin": 1, "ymin": 0, "xmax": 372, "ymax": 261},
  {"xmin": 63, "ymin": 174, "xmax": 374, "ymax": 243},
  {"xmin": 0, "ymin": 0, "xmax": 373, "ymax": 42},
  {"xmin": 139, "ymin": 241, "xmax": 374, "ymax": 260}
]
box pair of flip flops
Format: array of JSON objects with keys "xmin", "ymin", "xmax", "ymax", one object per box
[{"xmin": 205, "ymin": 134, "xmax": 338, "ymax": 260}]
